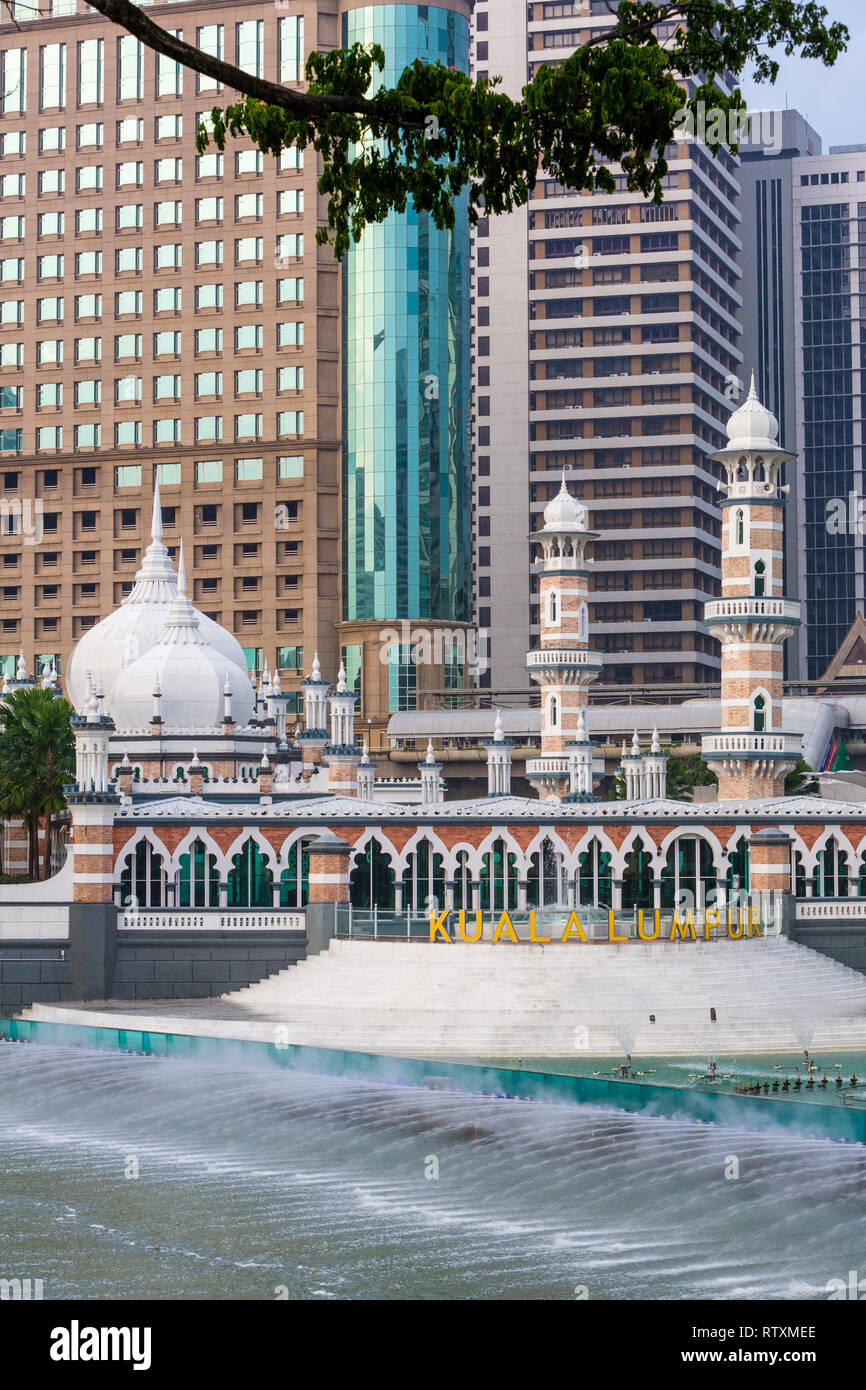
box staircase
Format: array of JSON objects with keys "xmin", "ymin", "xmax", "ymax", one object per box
[{"xmin": 205, "ymin": 935, "xmax": 866, "ymax": 1055}]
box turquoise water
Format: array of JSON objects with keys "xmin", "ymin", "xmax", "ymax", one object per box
[{"xmin": 1, "ymin": 1040, "xmax": 865, "ymax": 1301}]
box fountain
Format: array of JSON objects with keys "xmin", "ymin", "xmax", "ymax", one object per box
[
  {"xmin": 792, "ymin": 1019, "xmax": 815, "ymax": 1069},
  {"xmin": 612, "ymin": 1023, "xmax": 636, "ymax": 1079}
]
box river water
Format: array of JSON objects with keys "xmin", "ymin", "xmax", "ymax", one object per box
[{"xmin": 0, "ymin": 1040, "xmax": 863, "ymax": 1301}]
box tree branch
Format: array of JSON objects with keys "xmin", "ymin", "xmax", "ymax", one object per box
[{"xmin": 83, "ymin": 0, "xmax": 421, "ymax": 128}]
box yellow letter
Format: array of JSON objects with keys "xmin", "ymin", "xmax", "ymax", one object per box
[
  {"xmin": 530, "ymin": 910, "xmax": 551, "ymax": 943},
  {"xmin": 609, "ymin": 911, "xmax": 628, "ymax": 943},
  {"xmin": 457, "ymin": 909, "xmax": 482, "ymax": 943},
  {"xmin": 638, "ymin": 908, "xmax": 660, "ymax": 942},
  {"xmin": 670, "ymin": 909, "xmax": 697, "ymax": 941},
  {"xmin": 560, "ymin": 911, "xmax": 587, "ymax": 943},
  {"xmin": 747, "ymin": 907, "xmax": 762, "ymax": 937},
  {"xmin": 429, "ymin": 909, "xmax": 450, "ymax": 942},
  {"xmin": 493, "ymin": 911, "xmax": 518, "ymax": 944},
  {"xmin": 728, "ymin": 907, "xmax": 744, "ymax": 940},
  {"xmin": 705, "ymin": 908, "xmax": 719, "ymax": 940}
]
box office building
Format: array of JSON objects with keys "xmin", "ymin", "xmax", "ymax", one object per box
[
  {"xmin": 740, "ymin": 115, "xmax": 866, "ymax": 682},
  {"xmin": 0, "ymin": 0, "xmax": 474, "ymax": 733},
  {"xmin": 472, "ymin": 0, "xmax": 743, "ymax": 693}
]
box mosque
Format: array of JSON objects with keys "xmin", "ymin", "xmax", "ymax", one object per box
[{"xmin": 6, "ymin": 381, "xmax": 866, "ymax": 966}]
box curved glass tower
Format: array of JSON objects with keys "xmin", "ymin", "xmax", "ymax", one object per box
[{"xmin": 341, "ymin": 3, "xmax": 472, "ymax": 632}]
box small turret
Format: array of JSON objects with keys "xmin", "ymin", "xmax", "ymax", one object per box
[{"xmin": 485, "ymin": 709, "xmax": 513, "ymax": 797}]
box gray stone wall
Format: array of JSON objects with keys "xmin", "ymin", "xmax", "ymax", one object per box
[
  {"xmin": 111, "ymin": 930, "xmax": 307, "ymax": 1000},
  {"xmin": 789, "ymin": 923, "xmax": 866, "ymax": 974},
  {"xmin": 0, "ymin": 941, "xmax": 72, "ymax": 1010},
  {"xmin": 0, "ymin": 929, "xmax": 307, "ymax": 1010}
]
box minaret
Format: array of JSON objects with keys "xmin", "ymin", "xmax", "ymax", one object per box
[
  {"xmin": 266, "ymin": 661, "xmax": 292, "ymax": 747},
  {"xmin": 642, "ymin": 727, "xmax": 668, "ymax": 801},
  {"xmin": 418, "ymin": 739, "xmax": 443, "ymax": 805},
  {"xmin": 620, "ymin": 729, "xmax": 643, "ymax": 801},
  {"xmin": 526, "ymin": 472, "xmax": 602, "ymax": 800},
  {"xmin": 4, "ymin": 649, "xmax": 35, "ymax": 695},
  {"xmin": 298, "ymin": 651, "xmax": 330, "ymax": 775},
  {"xmin": 323, "ymin": 661, "xmax": 362, "ymax": 796},
  {"xmin": 357, "ymin": 738, "xmax": 377, "ymax": 800},
  {"xmin": 563, "ymin": 706, "xmax": 598, "ymax": 803},
  {"xmin": 701, "ymin": 377, "xmax": 802, "ymax": 799},
  {"xmin": 484, "ymin": 710, "xmax": 513, "ymax": 797}
]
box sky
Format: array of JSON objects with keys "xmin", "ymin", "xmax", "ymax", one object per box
[{"xmin": 737, "ymin": 0, "xmax": 866, "ymax": 150}]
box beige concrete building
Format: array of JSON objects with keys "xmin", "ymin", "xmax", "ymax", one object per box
[{"xmin": 0, "ymin": 0, "xmax": 342, "ymax": 721}]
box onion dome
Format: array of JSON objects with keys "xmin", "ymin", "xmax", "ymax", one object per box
[
  {"xmin": 726, "ymin": 373, "xmax": 780, "ymax": 451},
  {"xmin": 110, "ymin": 546, "xmax": 253, "ymax": 731},
  {"xmin": 543, "ymin": 469, "xmax": 588, "ymax": 531},
  {"xmin": 66, "ymin": 481, "xmax": 249, "ymax": 715}
]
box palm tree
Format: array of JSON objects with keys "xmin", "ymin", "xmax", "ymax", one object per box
[
  {"xmin": 785, "ymin": 760, "xmax": 819, "ymax": 797},
  {"xmin": 0, "ymin": 687, "xmax": 75, "ymax": 880}
]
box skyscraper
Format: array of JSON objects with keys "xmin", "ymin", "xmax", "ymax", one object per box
[
  {"xmin": 472, "ymin": 0, "xmax": 743, "ymax": 694},
  {"xmin": 337, "ymin": 0, "xmax": 473, "ymax": 724},
  {"xmin": 737, "ymin": 108, "xmax": 821, "ymax": 678},
  {"xmin": 739, "ymin": 116, "xmax": 866, "ymax": 682},
  {"xmin": 0, "ymin": 0, "xmax": 338, "ymax": 724},
  {"xmin": 0, "ymin": 0, "xmax": 473, "ymax": 733}
]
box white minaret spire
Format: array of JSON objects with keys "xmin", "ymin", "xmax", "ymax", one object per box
[
  {"xmin": 151, "ymin": 471, "xmax": 163, "ymax": 542},
  {"xmin": 701, "ymin": 376, "xmax": 802, "ymax": 799},
  {"xmin": 419, "ymin": 739, "xmax": 443, "ymax": 804},
  {"xmin": 526, "ymin": 470, "xmax": 602, "ymax": 802},
  {"xmin": 485, "ymin": 710, "xmax": 513, "ymax": 797}
]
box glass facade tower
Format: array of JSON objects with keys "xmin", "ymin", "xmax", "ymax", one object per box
[{"xmin": 340, "ymin": 4, "xmax": 472, "ymax": 627}]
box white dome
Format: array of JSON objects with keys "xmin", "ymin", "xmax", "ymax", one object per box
[
  {"xmin": 726, "ymin": 374, "xmax": 780, "ymax": 450},
  {"xmin": 65, "ymin": 481, "xmax": 249, "ymax": 715},
  {"xmin": 543, "ymin": 470, "xmax": 587, "ymax": 531},
  {"xmin": 111, "ymin": 565, "xmax": 253, "ymax": 732}
]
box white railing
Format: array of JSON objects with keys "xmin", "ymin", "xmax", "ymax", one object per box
[
  {"xmin": 525, "ymin": 758, "xmax": 570, "ymax": 777},
  {"xmin": 702, "ymin": 732, "xmax": 802, "ymax": 756},
  {"xmin": 795, "ymin": 900, "xmax": 866, "ymax": 921},
  {"xmin": 118, "ymin": 909, "xmax": 305, "ymax": 931},
  {"xmin": 526, "ymin": 649, "xmax": 604, "ymax": 668},
  {"xmin": 704, "ymin": 598, "xmax": 801, "ymax": 622}
]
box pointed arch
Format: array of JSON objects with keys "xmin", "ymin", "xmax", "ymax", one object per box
[
  {"xmin": 227, "ymin": 836, "xmax": 274, "ymax": 907},
  {"xmin": 349, "ymin": 836, "xmax": 395, "ymax": 910},
  {"xmin": 119, "ymin": 837, "xmax": 166, "ymax": 909},
  {"xmin": 178, "ymin": 837, "xmax": 220, "ymax": 908}
]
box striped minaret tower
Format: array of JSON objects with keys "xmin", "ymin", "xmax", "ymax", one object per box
[
  {"xmin": 701, "ymin": 377, "xmax": 802, "ymax": 800},
  {"xmin": 526, "ymin": 472, "xmax": 602, "ymax": 801}
]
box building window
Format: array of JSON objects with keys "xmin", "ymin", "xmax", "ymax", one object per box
[
  {"xmin": 195, "ymin": 459, "xmax": 222, "ymax": 484},
  {"xmin": 156, "ymin": 33, "xmax": 183, "ymax": 98},
  {"xmin": 388, "ymin": 644, "xmax": 417, "ymax": 712},
  {"xmin": 236, "ymin": 20, "xmax": 264, "ymax": 77},
  {"xmin": 196, "ymin": 25, "xmax": 224, "ymax": 94},
  {"xmin": 278, "ymin": 15, "xmax": 305, "ymax": 83},
  {"xmin": 235, "ymin": 457, "xmax": 262, "ymax": 481},
  {"xmin": 1, "ymin": 49, "xmax": 26, "ymax": 116},
  {"xmin": 40, "ymin": 43, "xmax": 66, "ymax": 111},
  {"xmin": 115, "ymin": 464, "xmax": 141, "ymax": 488},
  {"xmin": 77, "ymin": 39, "xmax": 104, "ymax": 105},
  {"xmin": 117, "ymin": 36, "xmax": 143, "ymax": 101}
]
